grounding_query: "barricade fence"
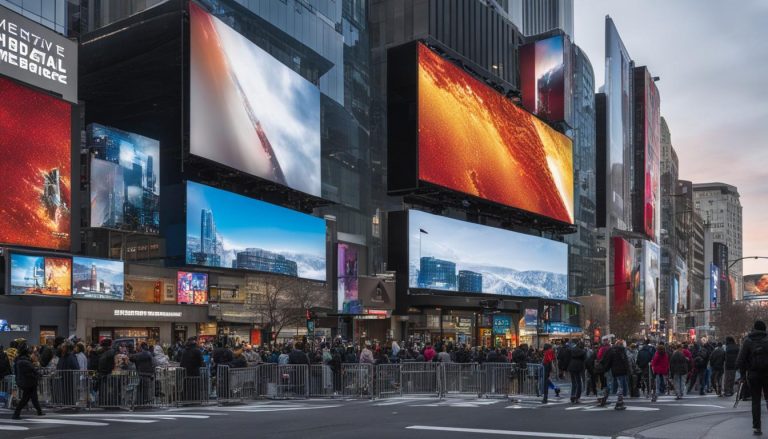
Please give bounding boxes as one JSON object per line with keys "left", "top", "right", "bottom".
{"left": 6, "top": 362, "right": 547, "bottom": 410}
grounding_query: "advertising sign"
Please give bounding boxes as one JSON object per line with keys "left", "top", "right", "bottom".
{"left": 408, "top": 210, "right": 568, "bottom": 299}
{"left": 676, "top": 255, "right": 689, "bottom": 312}
{"left": 9, "top": 252, "right": 71, "bottom": 296}
{"left": 358, "top": 276, "right": 395, "bottom": 310}
{"left": 416, "top": 43, "right": 574, "bottom": 224}
{"left": 189, "top": 3, "right": 321, "bottom": 197}
{"left": 72, "top": 256, "right": 124, "bottom": 300}
{"left": 710, "top": 264, "right": 719, "bottom": 309}
{"left": 519, "top": 34, "right": 570, "bottom": 122}
{"left": 185, "top": 181, "right": 326, "bottom": 281}
{"left": 337, "top": 242, "right": 362, "bottom": 314}
{"left": 634, "top": 68, "right": 661, "bottom": 242}
{"left": 0, "top": 6, "right": 78, "bottom": 103}
{"left": 642, "top": 241, "right": 660, "bottom": 324}
{"left": 492, "top": 316, "right": 512, "bottom": 335}
{"left": 524, "top": 309, "right": 538, "bottom": 327}
{"left": 124, "top": 276, "right": 172, "bottom": 303}
{"left": 0, "top": 76, "right": 71, "bottom": 251}
{"left": 744, "top": 274, "right": 768, "bottom": 299}
{"left": 612, "top": 237, "right": 639, "bottom": 310}
{"left": 177, "top": 271, "right": 208, "bottom": 305}
{"left": 87, "top": 124, "right": 160, "bottom": 234}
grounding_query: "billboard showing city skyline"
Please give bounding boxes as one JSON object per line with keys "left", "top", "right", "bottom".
{"left": 9, "top": 253, "right": 72, "bottom": 297}
{"left": 189, "top": 3, "right": 321, "bottom": 197}
{"left": 520, "top": 34, "right": 570, "bottom": 122}
{"left": 72, "top": 256, "right": 125, "bottom": 301}
{"left": 0, "top": 77, "right": 71, "bottom": 251}
{"left": 185, "top": 182, "right": 326, "bottom": 281}
{"left": 177, "top": 271, "right": 208, "bottom": 305}
{"left": 88, "top": 124, "right": 160, "bottom": 234}
{"left": 407, "top": 210, "right": 567, "bottom": 299}
{"left": 744, "top": 274, "right": 768, "bottom": 299}
{"left": 417, "top": 43, "right": 574, "bottom": 224}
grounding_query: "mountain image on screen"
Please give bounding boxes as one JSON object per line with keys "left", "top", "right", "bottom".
{"left": 185, "top": 182, "right": 326, "bottom": 281}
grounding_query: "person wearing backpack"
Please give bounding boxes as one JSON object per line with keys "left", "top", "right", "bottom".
{"left": 689, "top": 342, "right": 709, "bottom": 396}
{"left": 736, "top": 320, "right": 768, "bottom": 435}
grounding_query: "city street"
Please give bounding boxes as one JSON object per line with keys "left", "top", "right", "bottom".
{"left": 0, "top": 393, "right": 753, "bottom": 439}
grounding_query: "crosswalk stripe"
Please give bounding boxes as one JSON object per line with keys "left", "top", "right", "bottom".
{"left": 100, "top": 418, "right": 160, "bottom": 423}
{"left": 0, "top": 425, "right": 29, "bottom": 431}
{"left": 407, "top": 425, "right": 613, "bottom": 439}
{"left": 26, "top": 419, "right": 110, "bottom": 426}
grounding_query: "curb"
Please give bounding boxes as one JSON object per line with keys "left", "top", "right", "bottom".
{"left": 621, "top": 408, "right": 750, "bottom": 438}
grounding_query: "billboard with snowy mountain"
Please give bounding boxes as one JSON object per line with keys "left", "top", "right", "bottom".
{"left": 406, "top": 210, "right": 567, "bottom": 299}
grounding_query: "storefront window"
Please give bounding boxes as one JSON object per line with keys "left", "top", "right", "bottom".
{"left": 39, "top": 326, "right": 57, "bottom": 346}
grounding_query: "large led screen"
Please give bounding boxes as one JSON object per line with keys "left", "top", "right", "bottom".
{"left": 745, "top": 274, "right": 768, "bottom": 299}
{"left": 633, "top": 68, "right": 661, "bottom": 242}
{"left": 613, "top": 237, "right": 641, "bottom": 310}
{"left": 407, "top": 210, "right": 567, "bottom": 299}
{"left": 88, "top": 124, "right": 160, "bottom": 234}
{"left": 189, "top": 3, "right": 321, "bottom": 197}
{"left": 177, "top": 271, "right": 208, "bottom": 305}
{"left": 72, "top": 256, "right": 125, "bottom": 300}
{"left": 417, "top": 43, "right": 574, "bottom": 224}
{"left": 185, "top": 182, "right": 326, "bottom": 281}
{"left": 642, "top": 241, "right": 660, "bottom": 325}
{"left": 338, "top": 242, "right": 362, "bottom": 314}
{"left": 9, "top": 253, "right": 72, "bottom": 297}
{"left": 675, "top": 255, "right": 688, "bottom": 312}
{"left": 520, "top": 35, "right": 568, "bottom": 122}
{"left": 710, "top": 264, "right": 720, "bottom": 309}
{"left": 0, "top": 77, "right": 71, "bottom": 250}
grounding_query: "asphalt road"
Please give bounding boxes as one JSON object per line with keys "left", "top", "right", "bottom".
{"left": 0, "top": 393, "right": 752, "bottom": 439}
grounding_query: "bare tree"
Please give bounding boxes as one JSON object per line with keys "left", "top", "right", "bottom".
{"left": 247, "top": 275, "right": 329, "bottom": 341}
{"left": 611, "top": 303, "right": 644, "bottom": 340}
{"left": 714, "top": 300, "right": 764, "bottom": 342}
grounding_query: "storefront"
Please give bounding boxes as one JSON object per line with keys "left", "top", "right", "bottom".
{"left": 0, "top": 295, "right": 72, "bottom": 347}
{"left": 73, "top": 300, "right": 210, "bottom": 345}
{"left": 491, "top": 314, "right": 517, "bottom": 348}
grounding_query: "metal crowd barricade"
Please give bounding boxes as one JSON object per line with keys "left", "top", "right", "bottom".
{"left": 276, "top": 364, "right": 308, "bottom": 399}
{"left": 308, "top": 364, "right": 334, "bottom": 398}
{"left": 442, "top": 363, "right": 482, "bottom": 398}
{"left": 1, "top": 375, "right": 16, "bottom": 409}
{"left": 50, "top": 370, "right": 90, "bottom": 409}
{"left": 340, "top": 363, "right": 374, "bottom": 399}
{"left": 176, "top": 367, "right": 211, "bottom": 406}
{"left": 218, "top": 365, "right": 259, "bottom": 404}
{"left": 400, "top": 362, "right": 441, "bottom": 397}
{"left": 257, "top": 364, "right": 279, "bottom": 399}
{"left": 36, "top": 371, "right": 54, "bottom": 407}
{"left": 482, "top": 363, "right": 514, "bottom": 398}
{"left": 374, "top": 364, "right": 401, "bottom": 399}
{"left": 152, "top": 367, "right": 181, "bottom": 407}
{"left": 95, "top": 372, "right": 139, "bottom": 409}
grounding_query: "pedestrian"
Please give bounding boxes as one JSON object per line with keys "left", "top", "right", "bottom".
{"left": 0, "top": 346, "right": 11, "bottom": 379}
{"left": 437, "top": 345, "right": 452, "bottom": 363}
{"left": 690, "top": 340, "right": 710, "bottom": 396}
{"left": 599, "top": 339, "right": 630, "bottom": 410}
{"left": 710, "top": 342, "right": 725, "bottom": 396}
{"left": 650, "top": 343, "right": 670, "bottom": 399}
{"left": 359, "top": 343, "right": 375, "bottom": 365}
{"left": 11, "top": 343, "right": 43, "bottom": 419}
{"left": 670, "top": 344, "right": 689, "bottom": 400}
{"left": 229, "top": 346, "right": 248, "bottom": 368}
{"left": 541, "top": 343, "right": 560, "bottom": 404}
{"left": 423, "top": 343, "right": 436, "bottom": 362}
{"left": 74, "top": 343, "right": 88, "bottom": 371}
{"left": 153, "top": 345, "right": 170, "bottom": 368}
{"left": 724, "top": 336, "right": 740, "bottom": 397}
{"left": 636, "top": 341, "right": 654, "bottom": 396}
{"left": 568, "top": 341, "right": 586, "bottom": 403}
{"left": 736, "top": 320, "right": 768, "bottom": 435}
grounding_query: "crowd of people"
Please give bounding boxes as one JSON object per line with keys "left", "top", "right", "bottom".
{"left": 4, "top": 320, "right": 768, "bottom": 434}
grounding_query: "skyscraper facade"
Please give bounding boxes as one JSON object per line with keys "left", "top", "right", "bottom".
{"left": 693, "top": 182, "right": 744, "bottom": 298}
{"left": 0, "top": 0, "right": 70, "bottom": 34}
{"left": 506, "top": 0, "right": 573, "bottom": 39}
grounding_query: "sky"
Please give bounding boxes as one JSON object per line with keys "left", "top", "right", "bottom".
{"left": 574, "top": 0, "right": 768, "bottom": 275}
{"left": 408, "top": 210, "right": 568, "bottom": 275}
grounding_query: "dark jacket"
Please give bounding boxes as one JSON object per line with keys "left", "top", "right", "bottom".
{"left": 602, "top": 346, "right": 630, "bottom": 377}
{"left": 670, "top": 350, "right": 690, "bottom": 376}
{"left": 87, "top": 351, "right": 100, "bottom": 371}
{"left": 288, "top": 349, "right": 310, "bottom": 365}
{"left": 14, "top": 354, "right": 39, "bottom": 389}
{"left": 567, "top": 346, "right": 586, "bottom": 373}
{"left": 97, "top": 348, "right": 116, "bottom": 376}
{"left": 130, "top": 350, "right": 155, "bottom": 376}
{"left": 229, "top": 355, "right": 248, "bottom": 369}
{"left": 212, "top": 347, "right": 233, "bottom": 367}
{"left": 636, "top": 345, "right": 653, "bottom": 369}
{"left": 725, "top": 341, "right": 740, "bottom": 370}
{"left": 180, "top": 341, "right": 204, "bottom": 377}
{"left": 57, "top": 352, "right": 80, "bottom": 371}
{"left": 737, "top": 329, "right": 768, "bottom": 376}
{"left": 0, "top": 350, "right": 12, "bottom": 378}
{"left": 709, "top": 347, "right": 725, "bottom": 371}
{"left": 557, "top": 346, "right": 571, "bottom": 371}
{"left": 512, "top": 348, "right": 528, "bottom": 369}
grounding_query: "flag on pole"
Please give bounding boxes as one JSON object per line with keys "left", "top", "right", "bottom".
{"left": 420, "top": 229, "right": 428, "bottom": 234}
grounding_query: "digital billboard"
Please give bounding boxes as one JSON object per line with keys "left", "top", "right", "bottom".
{"left": 675, "top": 255, "right": 689, "bottom": 312}
{"left": 671, "top": 275, "right": 679, "bottom": 315}
{"left": 710, "top": 264, "right": 719, "bottom": 309}
{"left": 72, "top": 256, "right": 125, "bottom": 300}
{"left": 0, "top": 77, "right": 71, "bottom": 251}
{"left": 125, "top": 276, "right": 168, "bottom": 303}
{"left": 520, "top": 34, "right": 570, "bottom": 122}
{"left": 642, "top": 241, "right": 660, "bottom": 324}
{"left": 358, "top": 277, "right": 395, "bottom": 310}
{"left": 338, "top": 242, "right": 362, "bottom": 314}
{"left": 189, "top": 3, "right": 321, "bottom": 197}
{"left": 185, "top": 182, "right": 326, "bottom": 281}
{"left": 633, "top": 67, "right": 661, "bottom": 242}
{"left": 87, "top": 124, "right": 160, "bottom": 234}
{"left": 416, "top": 43, "right": 574, "bottom": 224}
{"left": 177, "top": 271, "right": 208, "bottom": 305}
{"left": 407, "top": 210, "right": 567, "bottom": 299}
{"left": 613, "top": 237, "right": 640, "bottom": 310}
{"left": 744, "top": 274, "right": 768, "bottom": 299}
{"left": 9, "top": 253, "right": 72, "bottom": 297}
{"left": 604, "top": 17, "right": 633, "bottom": 230}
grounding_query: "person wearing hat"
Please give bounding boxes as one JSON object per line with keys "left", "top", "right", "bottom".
{"left": 11, "top": 343, "right": 43, "bottom": 419}
{"left": 736, "top": 320, "right": 768, "bottom": 435}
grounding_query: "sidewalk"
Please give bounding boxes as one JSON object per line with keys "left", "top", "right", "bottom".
{"left": 628, "top": 409, "right": 757, "bottom": 439}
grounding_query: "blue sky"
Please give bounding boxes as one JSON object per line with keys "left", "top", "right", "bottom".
{"left": 408, "top": 210, "right": 568, "bottom": 274}
{"left": 10, "top": 254, "right": 43, "bottom": 287}
{"left": 574, "top": 0, "right": 768, "bottom": 275}
{"left": 72, "top": 256, "right": 124, "bottom": 286}
{"left": 186, "top": 182, "right": 326, "bottom": 257}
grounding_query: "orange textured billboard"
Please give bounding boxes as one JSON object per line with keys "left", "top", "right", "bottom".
{"left": 417, "top": 43, "right": 574, "bottom": 224}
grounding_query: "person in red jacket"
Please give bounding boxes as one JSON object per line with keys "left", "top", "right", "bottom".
{"left": 650, "top": 344, "right": 670, "bottom": 399}
{"left": 542, "top": 344, "right": 560, "bottom": 403}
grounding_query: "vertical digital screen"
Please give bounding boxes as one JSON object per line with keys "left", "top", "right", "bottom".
{"left": 710, "top": 264, "right": 719, "bottom": 309}
{"left": 185, "top": 182, "right": 327, "bottom": 281}
{"left": 643, "top": 76, "right": 661, "bottom": 242}
{"left": 417, "top": 43, "right": 574, "bottom": 224}
{"left": 337, "top": 243, "right": 362, "bottom": 314}
{"left": 9, "top": 253, "right": 72, "bottom": 297}
{"left": 189, "top": 2, "right": 321, "bottom": 197}
{"left": 88, "top": 124, "right": 160, "bottom": 234}
{"left": 642, "top": 241, "right": 660, "bottom": 324}
{"left": 177, "top": 271, "right": 208, "bottom": 305}
{"left": 72, "top": 256, "right": 125, "bottom": 300}
{"left": 0, "top": 77, "right": 71, "bottom": 250}
{"left": 407, "top": 210, "right": 567, "bottom": 299}
{"left": 520, "top": 35, "right": 568, "bottom": 122}
{"left": 613, "top": 237, "right": 639, "bottom": 310}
